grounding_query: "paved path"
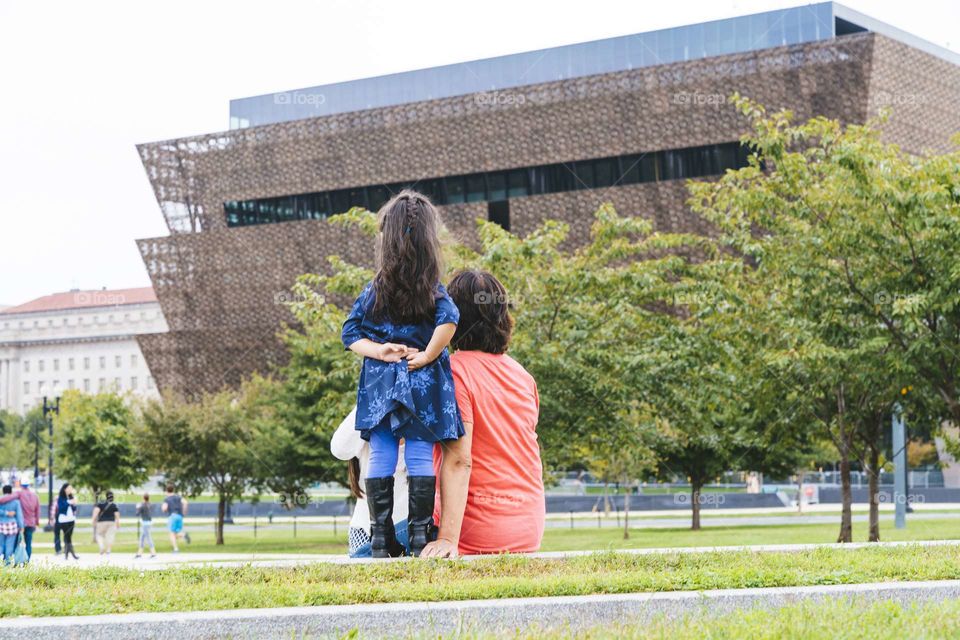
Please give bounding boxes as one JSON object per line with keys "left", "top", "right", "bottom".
{"left": 3, "top": 579, "right": 960, "bottom": 639}
{"left": 26, "top": 538, "right": 960, "bottom": 571}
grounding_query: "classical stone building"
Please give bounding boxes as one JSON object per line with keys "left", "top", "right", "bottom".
{"left": 136, "top": 2, "right": 960, "bottom": 395}
{"left": 0, "top": 288, "right": 168, "bottom": 414}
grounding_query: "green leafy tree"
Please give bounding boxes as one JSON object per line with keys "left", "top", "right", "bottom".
{"left": 55, "top": 391, "right": 146, "bottom": 500}
{"left": 140, "top": 386, "right": 263, "bottom": 545}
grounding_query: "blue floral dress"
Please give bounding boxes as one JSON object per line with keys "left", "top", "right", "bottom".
{"left": 341, "top": 282, "right": 465, "bottom": 443}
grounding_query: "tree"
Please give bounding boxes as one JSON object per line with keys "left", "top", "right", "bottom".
{"left": 140, "top": 386, "right": 262, "bottom": 545}
{"left": 55, "top": 391, "right": 146, "bottom": 500}
{"left": 689, "top": 95, "right": 958, "bottom": 541}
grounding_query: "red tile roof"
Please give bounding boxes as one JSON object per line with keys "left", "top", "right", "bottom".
{"left": 0, "top": 287, "right": 157, "bottom": 315}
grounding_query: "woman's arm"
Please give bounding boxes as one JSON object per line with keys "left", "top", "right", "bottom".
{"left": 330, "top": 407, "right": 363, "bottom": 460}
{"left": 349, "top": 339, "right": 417, "bottom": 362}
{"left": 421, "top": 421, "right": 473, "bottom": 558}
{"left": 91, "top": 506, "right": 100, "bottom": 527}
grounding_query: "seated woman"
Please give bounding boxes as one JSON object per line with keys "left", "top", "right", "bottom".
{"left": 422, "top": 270, "right": 545, "bottom": 557}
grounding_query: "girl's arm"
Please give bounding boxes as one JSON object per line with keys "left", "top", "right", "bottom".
{"left": 406, "top": 323, "right": 456, "bottom": 370}
{"left": 348, "top": 339, "right": 417, "bottom": 362}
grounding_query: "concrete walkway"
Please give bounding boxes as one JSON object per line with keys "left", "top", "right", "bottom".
{"left": 26, "top": 538, "right": 960, "bottom": 571}
{"left": 2, "top": 579, "right": 959, "bottom": 639}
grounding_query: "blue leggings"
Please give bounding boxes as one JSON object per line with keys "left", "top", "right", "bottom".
{"left": 367, "top": 424, "right": 435, "bottom": 478}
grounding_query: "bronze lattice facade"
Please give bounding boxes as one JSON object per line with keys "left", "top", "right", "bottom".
{"left": 137, "top": 28, "right": 960, "bottom": 395}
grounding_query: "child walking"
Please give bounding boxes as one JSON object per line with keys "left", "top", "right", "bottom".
{"left": 341, "top": 190, "right": 464, "bottom": 557}
{"left": 135, "top": 493, "right": 157, "bottom": 558}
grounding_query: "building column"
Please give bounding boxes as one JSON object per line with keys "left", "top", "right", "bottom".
{"left": 0, "top": 359, "right": 8, "bottom": 411}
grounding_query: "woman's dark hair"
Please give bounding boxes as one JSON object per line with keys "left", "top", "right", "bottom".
{"left": 1, "top": 485, "right": 10, "bottom": 495}
{"left": 143, "top": 493, "right": 150, "bottom": 502}
{"left": 371, "top": 190, "right": 443, "bottom": 324}
{"left": 58, "top": 483, "right": 70, "bottom": 500}
{"left": 105, "top": 491, "right": 114, "bottom": 502}
{"left": 447, "top": 270, "right": 514, "bottom": 354}
{"left": 347, "top": 459, "right": 364, "bottom": 500}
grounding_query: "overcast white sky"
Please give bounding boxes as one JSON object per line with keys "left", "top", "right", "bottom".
{"left": 0, "top": 0, "right": 957, "bottom": 306}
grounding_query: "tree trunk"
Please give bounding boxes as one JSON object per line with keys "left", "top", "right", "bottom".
{"left": 867, "top": 445, "right": 881, "bottom": 542}
{"left": 837, "top": 446, "right": 853, "bottom": 543}
{"left": 216, "top": 495, "right": 226, "bottom": 545}
{"left": 796, "top": 469, "right": 805, "bottom": 515}
{"left": 691, "top": 479, "right": 702, "bottom": 531}
{"left": 623, "top": 484, "right": 630, "bottom": 540}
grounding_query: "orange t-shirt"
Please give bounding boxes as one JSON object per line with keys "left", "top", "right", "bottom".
{"left": 434, "top": 350, "right": 545, "bottom": 555}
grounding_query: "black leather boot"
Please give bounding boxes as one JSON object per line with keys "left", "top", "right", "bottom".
{"left": 407, "top": 476, "right": 438, "bottom": 557}
{"left": 364, "top": 476, "right": 405, "bottom": 558}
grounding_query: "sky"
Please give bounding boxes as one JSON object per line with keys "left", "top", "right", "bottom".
{"left": 0, "top": 0, "right": 958, "bottom": 306}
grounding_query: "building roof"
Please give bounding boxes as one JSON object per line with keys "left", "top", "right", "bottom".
{"left": 0, "top": 287, "right": 157, "bottom": 316}
{"left": 228, "top": 2, "right": 959, "bottom": 128}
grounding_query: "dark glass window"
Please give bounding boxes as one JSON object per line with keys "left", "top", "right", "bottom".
{"left": 593, "top": 158, "right": 615, "bottom": 187}
{"left": 488, "top": 200, "right": 510, "bottom": 231}
{"left": 507, "top": 169, "right": 529, "bottom": 197}
{"left": 487, "top": 172, "right": 507, "bottom": 201}
{"left": 445, "top": 176, "right": 465, "bottom": 203}
{"left": 330, "top": 190, "right": 351, "bottom": 214}
{"left": 224, "top": 142, "right": 748, "bottom": 227}
{"left": 368, "top": 185, "right": 390, "bottom": 211}
{"left": 573, "top": 161, "right": 594, "bottom": 189}
{"left": 466, "top": 174, "right": 486, "bottom": 202}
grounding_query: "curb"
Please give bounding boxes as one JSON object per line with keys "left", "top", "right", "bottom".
{"left": 2, "top": 579, "right": 960, "bottom": 639}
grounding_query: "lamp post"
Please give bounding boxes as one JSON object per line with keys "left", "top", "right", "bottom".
{"left": 42, "top": 396, "right": 60, "bottom": 532}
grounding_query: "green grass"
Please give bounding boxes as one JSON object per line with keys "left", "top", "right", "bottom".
{"left": 3, "top": 545, "right": 960, "bottom": 617}
{"left": 484, "top": 599, "right": 960, "bottom": 639}
{"left": 31, "top": 512, "right": 960, "bottom": 556}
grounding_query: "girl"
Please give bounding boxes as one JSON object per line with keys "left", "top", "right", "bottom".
{"left": 341, "top": 190, "right": 464, "bottom": 557}
{"left": 135, "top": 493, "right": 157, "bottom": 558}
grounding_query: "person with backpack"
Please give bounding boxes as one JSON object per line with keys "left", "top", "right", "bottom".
{"left": 91, "top": 491, "right": 120, "bottom": 557}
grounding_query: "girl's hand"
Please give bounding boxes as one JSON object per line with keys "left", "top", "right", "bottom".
{"left": 376, "top": 342, "right": 417, "bottom": 362}
{"left": 406, "top": 351, "right": 432, "bottom": 371}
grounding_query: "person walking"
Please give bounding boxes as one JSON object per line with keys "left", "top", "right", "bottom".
{"left": 0, "top": 474, "right": 41, "bottom": 561}
{"left": 91, "top": 491, "right": 120, "bottom": 557}
{"left": 161, "top": 485, "right": 190, "bottom": 552}
{"left": 0, "top": 485, "right": 23, "bottom": 565}
{"left": 56, "top": 484, "right": 79, "bottom": 560}
{"left": 135, "top": 493, "right": 157, "bottom": 558}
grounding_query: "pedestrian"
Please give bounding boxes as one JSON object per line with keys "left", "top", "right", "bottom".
{"left": 0, "top": 485, "right": 23, "bottom": 566}
{"left": 161, "top": 484, "right": 190, "bottom": 552}
{"left": 0, "top": 474, "right": 40, "bottom": 560}
{"left": 91, "top": 491, "right": 120, "bottom": 556}
{"left": 135, "top": 493, "right": 157, "bottom": 558}
{"left": 56, "top": 483, "right": 79, "bottom": 560}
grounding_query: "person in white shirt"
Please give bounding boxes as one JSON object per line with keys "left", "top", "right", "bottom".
{"left": 330, "top": 407, "right": 409, "bottom": 557}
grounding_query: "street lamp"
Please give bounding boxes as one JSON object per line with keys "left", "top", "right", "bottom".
{"left": 41, "top": 396, "right": 59, "bottom": 532}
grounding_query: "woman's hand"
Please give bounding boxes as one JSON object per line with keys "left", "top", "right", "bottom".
{"left": 421, "top": 537, "right": 459, "bottom": 558}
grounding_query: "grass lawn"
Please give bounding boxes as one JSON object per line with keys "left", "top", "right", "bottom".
{"left": 502, "top": 599, "right": 960, "bottom": 639}
{"left": 3, "top": 545, "right": 960, "bottom": 617}
{"left": 29, "top": 512, "right": 960, "bottom": 556}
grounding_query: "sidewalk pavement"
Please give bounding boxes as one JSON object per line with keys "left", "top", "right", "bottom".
{"left": 3, "top": 579, "right": 960, "bottom": 639}
{"left": 26, "top": 538, "right": 960, "bottom": 571}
